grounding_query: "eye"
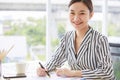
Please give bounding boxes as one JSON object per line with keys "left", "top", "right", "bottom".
{"left": 70, "top": 12, "right": 75, "bottom": 15}
{"left": 80, "top": 13, "right": 85, "bottom": 15}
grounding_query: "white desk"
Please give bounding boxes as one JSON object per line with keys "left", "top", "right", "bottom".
{"left": 1, "top": 61, "right": 85, "bottom": 80}
{"left": 1, "top": 73, "right": 85, "bottom": 80}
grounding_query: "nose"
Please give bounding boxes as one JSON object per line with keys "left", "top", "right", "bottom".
{"left": 73, "top": 15, "right": 80, "bottom": 23}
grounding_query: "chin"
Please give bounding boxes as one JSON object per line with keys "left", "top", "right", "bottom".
{"left": 73, "top": 26, "right": 80, "bottom": 30}
{"left": 73, "top": 24, "right": 80, "bottom": 28}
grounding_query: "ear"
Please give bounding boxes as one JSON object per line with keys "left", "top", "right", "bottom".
{"left": 89, "top": 11, "right": 94, "bottom": 19}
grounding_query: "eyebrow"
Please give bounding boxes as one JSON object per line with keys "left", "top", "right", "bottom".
{"left": 70, "top": 9, "right": 88, "bottom": 12}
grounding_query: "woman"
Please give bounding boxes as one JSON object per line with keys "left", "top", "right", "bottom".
{"left": 37, "top": 0, "right": 115, "bottom": 79}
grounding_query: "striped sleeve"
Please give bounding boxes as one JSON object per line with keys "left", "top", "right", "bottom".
{"left": 81, "top": 36, "right": 115, "bottom": 80}
{"left": 45, "top": 33, "right": 67, "bottom": 71}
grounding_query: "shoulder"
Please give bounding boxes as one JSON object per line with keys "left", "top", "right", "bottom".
{"left": 92, "top": 29, "right": 107, "bottom": 40}
{"left": 65, "top": 30, "right": 74, "bottom": 36}
{"left": 91, "top": 29, "right": 108, "bottom": 45}
{"left": 60, "top": 30, "right": 74, "bottom": 42}
{"left": 60, "top": 30, "right": 74, "bottom": 44}
{"left": 62, "top": 30, "right": 74, "bottom": 39}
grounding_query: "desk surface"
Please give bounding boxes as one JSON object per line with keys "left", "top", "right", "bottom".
{"left": 1, "top": 73, "right": 85, "bottom": 80}
{"left": 1, "top": 61, "right": 85, "bottom": 80}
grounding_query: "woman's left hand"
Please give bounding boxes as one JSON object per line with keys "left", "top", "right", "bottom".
{"left": 56, "top": 68, "right": 74, "bottom": 77}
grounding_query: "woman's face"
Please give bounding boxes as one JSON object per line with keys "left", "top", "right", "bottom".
{"left": 69, "top": 2, "right": 93, "bottom": 30}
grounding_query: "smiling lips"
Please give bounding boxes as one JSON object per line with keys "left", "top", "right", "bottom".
{"left": 73, "top": 22, "right": 83, "bottom": 25}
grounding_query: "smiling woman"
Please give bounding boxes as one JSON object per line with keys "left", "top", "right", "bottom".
{"left": 0, "top": 0, "right": 119, "bottom": 79}
{"left": 37, "top": 0, "right": 115, "bottom": 80}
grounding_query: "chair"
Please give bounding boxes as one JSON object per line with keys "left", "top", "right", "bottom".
{"left": 109, "top": 43, "right": 120, "bottom": 80}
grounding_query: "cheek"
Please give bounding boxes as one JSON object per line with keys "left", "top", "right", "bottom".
{"left": 82, "top": 16, "right": 90, "bottom": 22}
{"left": 69, "top": 15, "right": 73, "bottom": 22}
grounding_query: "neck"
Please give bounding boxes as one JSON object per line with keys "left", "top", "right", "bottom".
{"left": 76, "top": 26, "right": 89, "bottom": 38}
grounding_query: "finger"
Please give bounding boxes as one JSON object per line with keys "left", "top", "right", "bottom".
{"left": 56, "top": 69, "right": 62, "bottom": 76}
{"left": 37, "top": 68, "right": 42, "bottom": 75}
{"left": 37, "top": 68, "right": 47, "bottom": 76}
{"left": 37, "top": 68, "right": 40, "bottom": 76}
{"left": 41, "top": 71, "right": 46, "bottom": 76}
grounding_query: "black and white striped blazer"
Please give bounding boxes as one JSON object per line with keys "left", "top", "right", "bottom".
{"left": 46, "top": 27, "right": 115, "bottom": 80}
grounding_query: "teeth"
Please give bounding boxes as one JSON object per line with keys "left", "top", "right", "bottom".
{"left": 74, "top": 22, "right": 82, "bottom": 25}
{"left": 75, "top": 23, "right": 81, "bottom": 25}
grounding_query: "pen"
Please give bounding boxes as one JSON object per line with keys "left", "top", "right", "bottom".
{"left": 39, "top": 62, "right": 50, "bottom": 77}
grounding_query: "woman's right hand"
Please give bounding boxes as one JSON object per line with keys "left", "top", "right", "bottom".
{"left": 37, "top": 67, "right": 47, "bottom": 76}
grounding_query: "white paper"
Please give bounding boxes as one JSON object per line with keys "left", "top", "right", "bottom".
{"left": 25, "top": 72, "right": 85, "bottom": 80}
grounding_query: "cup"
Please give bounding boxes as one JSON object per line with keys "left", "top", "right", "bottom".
{"left": 16, "top": 62, "right": 26, "bottom": 75}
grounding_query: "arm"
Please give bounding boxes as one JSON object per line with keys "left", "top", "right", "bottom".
{"left": 45, "top": 34, "right": 67, "bottom": 71}
{"left": 80, "top": 36, "right": 115, "bottom": 79}
{"left": 60, "top": 36, "right": 115, "bottom": 79}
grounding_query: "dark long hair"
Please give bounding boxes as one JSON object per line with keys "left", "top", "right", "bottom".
{"left": 68, "top": 0, "right": 93, "bottom": 13}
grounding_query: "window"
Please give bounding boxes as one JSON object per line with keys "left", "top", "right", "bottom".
{"left": 108, "top": 0, "right": 120, "bottom": 37}
{"left": 0, "top": 0, "right": 46, "bottom": 62}
{"left": 0, "top": 0, "right": 120, "bottom": 63}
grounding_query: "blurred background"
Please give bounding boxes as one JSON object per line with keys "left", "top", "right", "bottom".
{"left": 0, "top": 0, "right": 120, "bottom": 79}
